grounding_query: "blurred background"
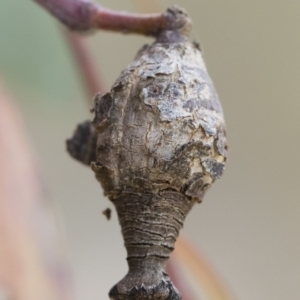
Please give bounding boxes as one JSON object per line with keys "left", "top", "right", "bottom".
{"left": 0, "top": 0, "right": 299, "bottom": 299}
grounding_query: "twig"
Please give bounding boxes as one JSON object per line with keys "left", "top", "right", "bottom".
{"left": 32, "top": 0, "right": 191, "bottom": 36}
{"left": 0, "top": 83, "right": 74, "bottom": 300}
{"left": 166, "top": 258, "right": 197, "bottom": 300}
{"left": 63, "top": 31, "right": 105, "bottom": 101}
{"left": 174, "top": 237, "right": 235, "bottom": 300}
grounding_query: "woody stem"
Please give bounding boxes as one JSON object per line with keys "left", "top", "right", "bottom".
{"left": 32, "top": 0, "right": 191, "bottom": 36}
{"left": 63, "top": 31, "right": 105, "bottom": 101}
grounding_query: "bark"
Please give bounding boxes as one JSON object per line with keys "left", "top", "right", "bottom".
{"left": 109, "top": 192, "right": 190, "bottom": 300}
{"left": 67, "top": 32, "right": 227, "bottom": 300}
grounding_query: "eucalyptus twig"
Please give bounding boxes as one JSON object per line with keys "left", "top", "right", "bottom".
{"left": 166, "top": 258, "right": 197, "bottom": 300}
{"left": 63, "top": 31, "right": 105, "bottom": 101}
{"left": 33, "top": 0, "right": 191, "bottom": 36}
{"left": 174, "top": 238, "right": 234, "bottom": 300}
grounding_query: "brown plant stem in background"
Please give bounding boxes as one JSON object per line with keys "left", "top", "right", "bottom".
{"left": 174, "top": 238, "right": 234, "bottom": 300}
{"left": 33, "top": 0, "right": 191, "bottom": 36}
{"left": 0, "top": 83, "right": 74, "bottom": 300}
{"left": 64, "top": 31, "right": 105, "bottom": 101}
{"left": 166, "top": 258, "right": 197, "bottom": 300}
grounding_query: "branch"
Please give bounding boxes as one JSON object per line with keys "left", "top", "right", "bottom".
{"left": 166, "top": 258, "right": 197, "bottom": 300}
{"left": 174, "top": 237, "right": 235, "bottom": 300}
{"left": 63, "top": 31, "right": 105, "bottom": 101}
{"left": 33, "top": 0, "right": 191, "bottom": 36}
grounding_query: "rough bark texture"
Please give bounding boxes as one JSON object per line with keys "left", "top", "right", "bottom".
{"left": 67, "top": 35, "right": 227, "bottom": 300}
